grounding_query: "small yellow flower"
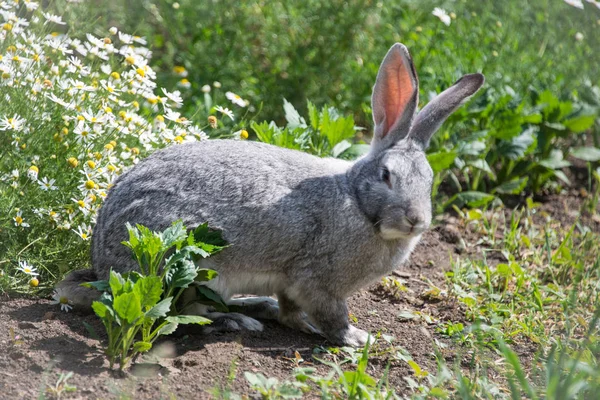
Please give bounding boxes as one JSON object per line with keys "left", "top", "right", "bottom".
{"left": 111, "top": 71, "right": 121, "bottom": 80}
{"left": 61, "top": 127, "right": 69, "bottom": 135}
{"left": 67, "top": 157, "right": 79, "bottom": 168}
{"left": 240, "top": 130, "right": 249, "bottom": 139}
{"left": 20, "top": 143, "right": 26, "bottom": 150}
{"left": 104, "top": 143, "right": 114, "bottom": 151}
{"left": 53, "top": 133, "right": 62, "bottom": 142}
{"left": 43, "top": 79, "right": 53, "bottom": 88}
{"left": 208, "top": 115, "right": 217, "bottom": 128}
{"left": 136, "top": 67, "right": 145, "bottom": 77}
{"left": 103, "top": 37, "right": 112, "bottom": 44}
{"left": 125, "top": 56, "right": 135, "bottom": 65}
{"left": 89, "top": 194, "right": 97, "bottom": 202}
{"left": 15, "top": 215, "right": 23, "bottom": 224}
{"left": 104, "top": 106, "right": 112, "bottom": 113}
{"left": 110, "top": 140, "right": 117, "bottom": 148}
{"left": 29, "top": 277, "right": 39, "bottom": 287}
{"left": 85, "top": 180, "right": 96, "bottom": 190}
{"left": 77, "top": 200, "right": 86, "bottom": 208}
{"left": 174, "top": 135, "right": 184, "bottom": 144}
{"left": 132, "top": 101, "right": 139, "bottom": 109}
{"left": 6, "top": 46, "right": 16, "bottom": 53}
{"left": 94, "top": 152, "right": 102, "bottom": 160}
{"left": 107, "top": 164, "right": 117, "bottom": 172}
{"left": 130, "top": 147, "right": 140, "bottom": 155}
{"left": 28, "top": 165, "right": 39, "bottom": 174}
{"left": 156, "top": 115, "right": 165, "bottom": 123}
{"left": 173, "top": 65, "right": 187, "bottom": 75}
{"left": 86, "top": 160, "right": 96, "bottom": 169}
{"left": 3, "top": 23, "right": 13, "bottom": 31}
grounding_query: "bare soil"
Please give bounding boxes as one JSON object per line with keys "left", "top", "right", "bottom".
{"left": 0, "top": 193, "right": 597, "bottom": 399}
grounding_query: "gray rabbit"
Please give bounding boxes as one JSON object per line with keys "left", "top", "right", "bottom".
{"left": 58, "top": 43, "right": 484, "bottom": 346}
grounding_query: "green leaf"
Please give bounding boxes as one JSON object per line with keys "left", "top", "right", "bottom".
{"left": 165, "top": 258, "right": 197, "bottom": 289}
{"left": 539, "top": 150, "right": 571, "bottom": 169}
{"left": 191, "top": 223, "right": 227, "bottom": 248}
{"left": 145, "top": 297, "right": 173, "bottom": 319}
{"left": 92, "top": 301, "right": 112, "bottom": 320}
{"left": 564, "top": 115, "right": 596, "bottom": 133}
{"left": 158, "top": 323, "right": 178, "bottom": 336}
{"left": 493, "top": 177, "right": 529, "bottom": 195}
{"left": 444, "top": 191, "right": 496, "bottom": 208}
{"left": 165, "top": 315, "right": 212, "bottom": 325}
{"left": 331, "top": 140, "right": 352, "bottom": 158}
{"left": 133, "top": 276, "right": 163, "bottom": 309}
{"left": 113, "top": 292, "right": 142, "bottom": 324}
{"left": 109, "top": 270, "right": 125, "bottom": 296}
{"left": 283, "top": 98, "right": 306, "bottom": 129}
{"left": 195, "top": 268, "right": 218, "bottom": 282}
{"left": 468, "top": 159, "right": 495, "bottom": 176}
{"left": 497, "top": 128, "right": 536, "bottom": 160}
{"left": 195, "top": 285, "right": 228, "bottom": 312}
{"left": 133, "top": 341, "right": 152, "bottom": 353}
{"left": 161, "top": 220, "right": 187, "bottom": 250}
{"left": 342, "top": 144, "right": 371, "bottom": 159}
{"left": 427, "top": 151, "right": 457, "bottom": 173}
{"left": 570, "top": 147, "right": 600, "bottom": 162}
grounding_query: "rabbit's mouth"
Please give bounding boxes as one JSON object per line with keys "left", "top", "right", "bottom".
{"left": 379, "top": 222, "right": 428, "bottom": 240}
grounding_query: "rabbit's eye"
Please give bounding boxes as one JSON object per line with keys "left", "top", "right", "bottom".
{"left": 381, "top": 167, "right": 392, "bottom": 187}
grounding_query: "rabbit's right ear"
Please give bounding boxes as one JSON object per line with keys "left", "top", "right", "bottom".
{"left": 370, "top": 43, "right": 419, "bottom": 154}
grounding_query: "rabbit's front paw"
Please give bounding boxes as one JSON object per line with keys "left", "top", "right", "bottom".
{"left": 340, "top": 325, "right": 373, "bottom": 347}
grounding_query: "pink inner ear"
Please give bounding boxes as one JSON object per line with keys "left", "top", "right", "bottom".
{"left": 380, "top": 61, "right": 416, "bottom": 138}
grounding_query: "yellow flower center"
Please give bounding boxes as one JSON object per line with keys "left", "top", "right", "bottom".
{"left": 85, "top": 180, "right": 96, "bottom": 190}
{"left": 15, "top": 216, "right": 23, "bottom": 224}
{"left": 81, "top": 233, "right": 88, "bottom": 240}
{"left": 29, "top": 166, "right": 39, "bottom": 173}
{"left": 125, "top": 56, "right": 135, "bottom": 65}
{"left": 67, "top": 157, "right": 78, "bottom": 168}
{"left": 86, "top": 160, "right": 96, "bottom": 169}
{"left": 29, "top": 278, "right": 39, "bottom": 287}
{"left": 77, "top": 200, "right": 86, "bottom": 208}
{"left": 110, "top": 72, "right": 120, "bottom": 80}
{"left": 241, "top": 130, "right": 249, "bottom": 139}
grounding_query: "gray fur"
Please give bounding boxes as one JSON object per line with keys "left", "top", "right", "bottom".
{"left": 57, "top": 43, "right": 484, "bottom": 346}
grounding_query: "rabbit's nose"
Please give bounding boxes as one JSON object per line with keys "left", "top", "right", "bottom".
{"left": 405, "top": 210, "right": 428, "bottom": 227}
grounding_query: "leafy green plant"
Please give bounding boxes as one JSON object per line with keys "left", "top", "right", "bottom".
{"left": 252, "top": 99, "right": 366, "bottom": 159}
{"left": 84, "top": 221, "right": 225, "bottom": 370}
{"left": 244, "top": 372, "right": 306, "bottom": 399}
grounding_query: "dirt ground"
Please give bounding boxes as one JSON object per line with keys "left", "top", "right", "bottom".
{"left": 0, "top": 193, "right": 597, "bottom": 399}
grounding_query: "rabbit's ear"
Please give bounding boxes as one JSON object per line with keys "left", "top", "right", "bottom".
{"left": 409, "top": 73, "right": 484, "bottom": 149}
{"left": 370, "top": 43, "right": 419, "bottom": 154}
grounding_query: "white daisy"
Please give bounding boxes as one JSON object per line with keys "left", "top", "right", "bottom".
{"left": 13, "top": 210, "right": 30, "bottom": 227}
{"left": 42, "top": 12, "right": 66, "bottom": 25}
{"left": 17, "top": 260, "right": 38, "bottom": 276}
{"left": 432, "top": 7, "right": 451, "bottom": 26}
{"left": 50, "top": 289, "right": 73, "bottom": 312}
{"left": 564, "top": 0, "right": 584, "bottom": 8}
{"left": 38, "top": 177, "right": 57, "bottom": 191}
{"left": 226, "top": 91, "right": 247, "bottom": 107}
{"left": 215, "top": 105, "right": 234, "bottom": 120}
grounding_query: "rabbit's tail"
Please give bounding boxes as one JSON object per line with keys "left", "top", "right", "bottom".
{"left": 55, "top": 269, "right": 100, "bottom": 309}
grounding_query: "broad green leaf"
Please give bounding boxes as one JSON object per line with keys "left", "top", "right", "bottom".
{"left": 539, "top": 150, "right": 571, "bottom": 169}
{"left": 570, "top": 146, "right": 600, "bottom": 162}
{"left": 158, "top": 323, "right": 178, "bottom": 336}
{"left": 427, "top": 151, "right": 457, "bottom": 173}
{"left": 165, "top": 258, "right": 197, "bottom": 289}
{"left": 497, "top": 128, "right": 536, "bottom": 160}
{"left": 133, "top": 276, "right": 163, "bottom": 309}
{"left": 307, "top": 100, "right": 319, "bottom": 131}
{"left": 342, "top": 144, "right": 371, "bottom": 159}
{"left": 145, "top": 297, "right": 173, "bottom": 319}
{"left": 133, "top": 341, "right": 152, "bottom": 353}
{"left": 468, "top": 159, "right": 495, "bottom": 176}
{"left": 283, "top": 98, "right": 306, "bottom": 129}
{"left": 161, "top": 220, "right": 187, "bottom": 250}
{"left": 331, "top": 140, "right": 352, "bottom": 158}
{"left": 192, "top": 223, "right": 227, "bottom": 248}
{"left": 445, "top": 191, "right": 496, "bottom": 208}
{"left": 92, "top": 301, "right": 112, "bottom": 320}
{"left": 109, "top": 270, "right": 125, "bottom": 296}
{"left": 113, "top": 292, "right": 142, "bottom": 324}
{"left": 493, "top": 177, "right": 529, "bottom": 194}
{"left": 165, "top": 315, "right": 212, "bottom": 325}
{"left": 196, "top": 268, "right": 218, "bottom": 282}
{"left": 196, "top": 285, "right": 229, "bottom": 312}
{"left": 80, "top": 280, "right": 110, "bottom": 291}
{"left": 564, "top": 115, "right": 596, "bottom": 133}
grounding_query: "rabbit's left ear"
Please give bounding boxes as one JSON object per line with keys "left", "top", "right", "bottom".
{"left": 409, "top": 73, "right": 485, "bottom": 149}
{"left": 370, "top": 43, "right": 419, "bottom": 154}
